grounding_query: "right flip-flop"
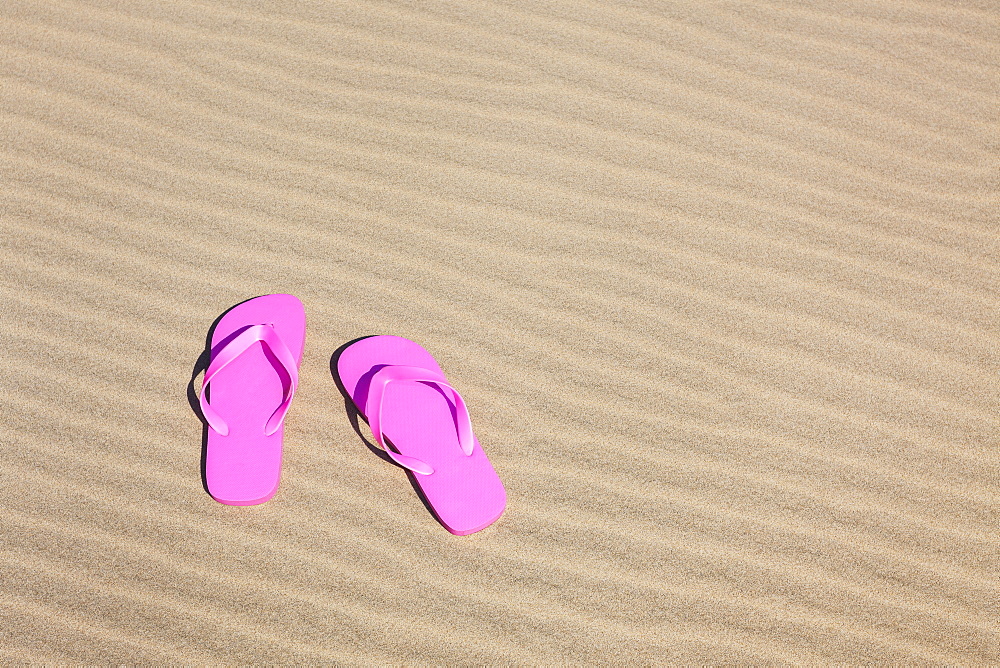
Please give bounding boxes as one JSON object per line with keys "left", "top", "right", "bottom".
{"left": 337, "top": 335, "right": 506, "bottom": 535}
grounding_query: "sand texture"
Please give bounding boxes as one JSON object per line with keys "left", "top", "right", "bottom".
{"left": 2, "top": 0, "right": 999, "bottom": 663}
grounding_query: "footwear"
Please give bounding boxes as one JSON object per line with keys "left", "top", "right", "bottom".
{"left": 200, "top": 294, "right": 306, "bottom": 505}
{"left": 336, "top": 335, "right": 506, "bottom": 535}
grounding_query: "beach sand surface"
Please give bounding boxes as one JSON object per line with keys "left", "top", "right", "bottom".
{"left": 1, "top": 0, "right": 998, "bottom": 663}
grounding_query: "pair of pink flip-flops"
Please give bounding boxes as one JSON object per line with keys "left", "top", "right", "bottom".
{"left": 198, "top": 294, "right": 506, "bottom": 535}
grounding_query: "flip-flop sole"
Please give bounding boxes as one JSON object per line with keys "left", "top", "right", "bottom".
{"left": 337, "top": 336, "right": 506, "bottom": 535}
{"left": 203, "top": 294, "right": 306, "bottom": 505}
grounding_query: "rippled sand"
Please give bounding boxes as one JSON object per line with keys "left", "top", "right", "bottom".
{"left": 2, "top": 0, "right": 998, "bottom": 662}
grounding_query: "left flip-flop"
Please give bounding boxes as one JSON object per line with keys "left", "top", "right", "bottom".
{"left": 199, "top": 294, "right": 306, "bottom": 505}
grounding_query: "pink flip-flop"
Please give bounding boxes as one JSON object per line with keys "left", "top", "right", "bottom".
{"left": 337, "top": 336, "right": 506, "bottom": 535}
{"left": 199, "top": 294, "right": 306, "bottom": 506}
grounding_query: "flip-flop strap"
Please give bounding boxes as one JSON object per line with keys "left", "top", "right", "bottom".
{"left": 199, "top": 324, "right": 299, "bottom": 437}
{"left": 364, "top": 364, "right": 475, "bottom": 476}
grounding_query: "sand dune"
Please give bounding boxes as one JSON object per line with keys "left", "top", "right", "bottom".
{"left": 2, "top": 0, "right": 998, "bottom": 663}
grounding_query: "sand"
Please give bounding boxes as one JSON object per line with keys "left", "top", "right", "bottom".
{"left": 1, "top": 0, "right": 998, "bottom": 663}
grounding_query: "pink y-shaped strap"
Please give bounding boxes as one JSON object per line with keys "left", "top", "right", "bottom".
{"left": 364, "top": 364, "right": 475, "bottom": 476}
{"left": 199, "top": 324, "right": 299, "bottom": 436}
